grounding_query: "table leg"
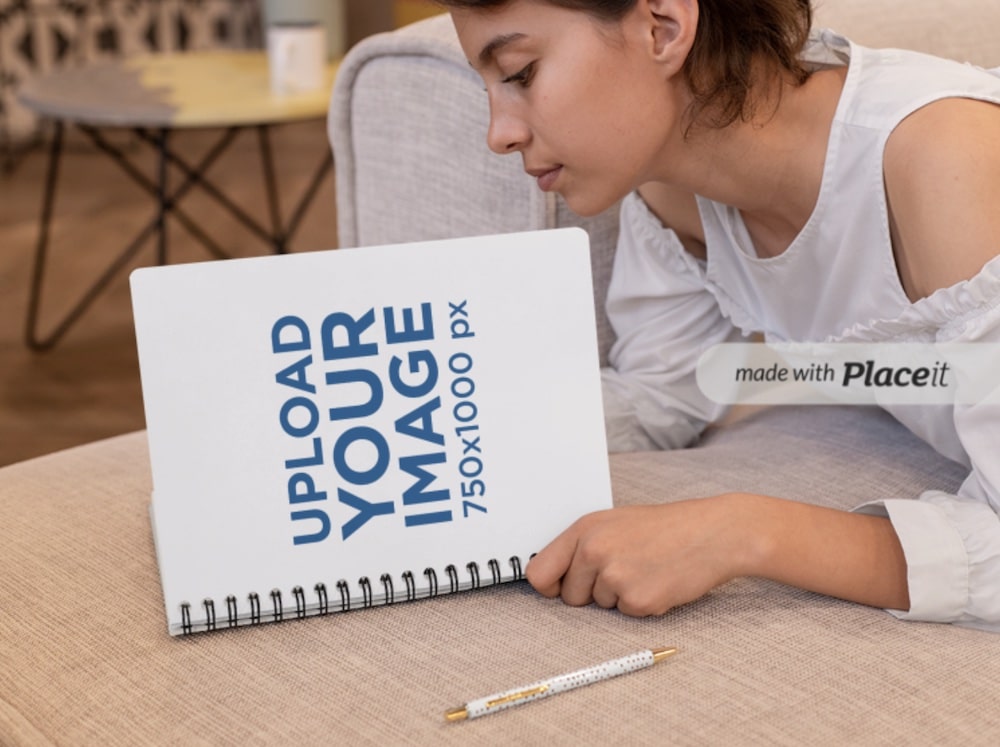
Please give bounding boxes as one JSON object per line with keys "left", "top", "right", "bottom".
{"left": 133, "top": 127, "right": 285, "bottom": 250}
{"left": 137, "top": 124, "right": 333, "bottom": 253}
{"left": 87, "top": 125, "right": 236, "bottom": 260}
{"left": 283, "top": 149, "right": 333, "bottom": 248}
{"left": 24, "top": 122, "right": 334, "bottom": 351}
{"left": 254, "top": 125, "right": 333, "bottom": 252}
{"left": 25, "top": 126, "right": 240, "bottom": 351}
{"left": 257, "top": 125, "right": 287, "bottom": 254}
{"left": 24, "top": 121, "right": 65, "bottom": 350}
{"left": 155, "top": 128, "right": 169, "bottom": 265}
{"left": 26, "top": 196, "right": 168, "bottom": 351}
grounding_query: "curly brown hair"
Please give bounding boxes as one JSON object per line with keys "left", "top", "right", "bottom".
{"left": 436, "top": 0, "right": 814, "bottom": 129}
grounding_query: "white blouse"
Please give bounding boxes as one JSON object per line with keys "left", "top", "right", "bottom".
{"left": 602, "top": 31, "right": 1000, "bottom": 631}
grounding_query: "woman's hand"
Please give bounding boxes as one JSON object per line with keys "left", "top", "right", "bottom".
{"left": 525, "top": 493, "right": 911, "bottom": 616}
{"left": 525, "top": 495, "right": 758, "bottom": 616}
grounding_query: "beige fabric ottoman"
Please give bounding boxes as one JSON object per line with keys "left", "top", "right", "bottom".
{"left": 2, "top": 404, "right": 998, "bottom": 744}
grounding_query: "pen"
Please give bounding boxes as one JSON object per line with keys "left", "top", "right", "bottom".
{"left": 444, "top": 646, "right": 678, "bottom": 722}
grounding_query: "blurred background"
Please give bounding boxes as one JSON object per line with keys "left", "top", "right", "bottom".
{"left": 0, "top": 0, "right": 444, "bottom": 466}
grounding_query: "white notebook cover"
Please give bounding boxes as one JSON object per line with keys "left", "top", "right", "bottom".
{"left": 131, "top": 228, "right": 611, "bottom": 635}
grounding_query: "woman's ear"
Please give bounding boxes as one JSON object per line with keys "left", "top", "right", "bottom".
{"left": 639, "top": 0, "right": 698, "bottom": 73}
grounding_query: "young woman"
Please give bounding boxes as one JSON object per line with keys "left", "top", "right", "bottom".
{"left": 438, "top": 0, "right": 1000, "bottom": 631}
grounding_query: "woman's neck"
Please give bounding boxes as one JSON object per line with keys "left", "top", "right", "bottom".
{"left": 655, "top": 65, "right": 848, "bottom": 257}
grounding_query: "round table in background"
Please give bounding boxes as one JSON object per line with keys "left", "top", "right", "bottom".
{"left": 19, "top": 51, "right": 340, "bottom": 351}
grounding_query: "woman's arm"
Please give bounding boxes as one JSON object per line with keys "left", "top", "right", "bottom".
{"left": 602, "top": 192, "right": 741, "bottom": 452}
{"left": 525, "top": 494, "right": 910, "bottom": 616}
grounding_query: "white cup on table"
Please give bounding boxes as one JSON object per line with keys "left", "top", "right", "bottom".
{"left": 266, "top": 22, "right": 326, "bottom": 95}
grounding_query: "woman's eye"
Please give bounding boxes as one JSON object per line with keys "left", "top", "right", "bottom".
{"left": 502, "top": 62, "right": 536, "bottom": 87}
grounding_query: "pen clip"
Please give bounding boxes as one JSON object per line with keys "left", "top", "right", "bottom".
{"left": 486, "top": 684, "right": 549, "bottom": 709}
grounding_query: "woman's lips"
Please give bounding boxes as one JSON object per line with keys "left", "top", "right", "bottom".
{"left": 533, "top": 166, "right": 563, "bottom": 192}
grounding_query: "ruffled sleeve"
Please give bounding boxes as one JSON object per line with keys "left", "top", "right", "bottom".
{"left": 602, "top": 193, "right": 743, "bottom": 452}
{"left": 852, "top": 257, "right": 1000, "bottom": 631}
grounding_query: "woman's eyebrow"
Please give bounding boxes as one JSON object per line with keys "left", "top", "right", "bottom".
{"left": 475, "top": 32, "right": 528, "bottom": 68}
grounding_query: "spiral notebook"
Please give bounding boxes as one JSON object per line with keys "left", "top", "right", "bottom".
{"left": 131, "top": 228, "right": 612, "bottom": 636}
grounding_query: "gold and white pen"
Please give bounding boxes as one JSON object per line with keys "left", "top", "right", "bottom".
{"left": 445, "top": 646, "right": 678, "bottom": 722}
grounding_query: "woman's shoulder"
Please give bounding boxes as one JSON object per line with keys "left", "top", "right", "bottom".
{"left": 633, "top": 183, "right": 706, "bottom": 261}
{"left": 884, "top": 96, "right": 1000, "bottom": 302}
{"left": 826, "top": 31, "right": 1000, "bottom": 129}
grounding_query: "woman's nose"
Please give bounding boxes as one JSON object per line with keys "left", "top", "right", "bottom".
{"left": 486, "top": 106, "right": 530, "bottom": 155}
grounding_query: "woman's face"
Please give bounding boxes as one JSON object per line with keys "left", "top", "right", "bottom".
{"left": 452, "top": 1, "right": 680, "bottom": 216}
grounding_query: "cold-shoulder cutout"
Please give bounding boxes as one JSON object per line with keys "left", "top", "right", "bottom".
{"left": 884, "top": 96, "right": 1000, "bottom": 302}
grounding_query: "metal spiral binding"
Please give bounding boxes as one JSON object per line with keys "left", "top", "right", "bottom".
{"left": 270, "top": 589, "right": 283, "bottom": 622}
{"left": 402, "top": 571, "right": 417, "bottom": 601}
{"left": 380, "top": 574, "right": 395, "bottom": 605}
{"left": 488, "top": 558, "right": 502, "bottom": 585}
{"left": 203, "top": 598, "right": 217, "bottom": 631}
{"left": 248, "top": 592, "right": 261, "bottom": 625}
{"left": 510, "top": 555, "right": 523, "bottom": 581}
{"left": 336, "top": 580, "right": 351, "bottom": 612}
{"left": 358, "top": 577, "right": 373, "bottom": 608}
{"left": 424, "top": 567, "right": 439, "bottom": 597}
{"left": 467, "top": 562, "right": 481, "bottom": 590}
{"left": 177, "top": 555, "right": 526, "bottom": 634}
{"left": 445, "top": 564, "right": 460, "bottom": 593}
{"left": 292, "top": 586, "right": 307, "bottom": 619}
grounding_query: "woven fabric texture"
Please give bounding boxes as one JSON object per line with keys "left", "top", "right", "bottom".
{"left": 1, "top": 407, "right": 997, "bottom": 745}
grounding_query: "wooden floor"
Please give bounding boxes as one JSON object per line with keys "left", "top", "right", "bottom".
{"left": 0, "top": 120, "right": 337, "bottom": 467}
